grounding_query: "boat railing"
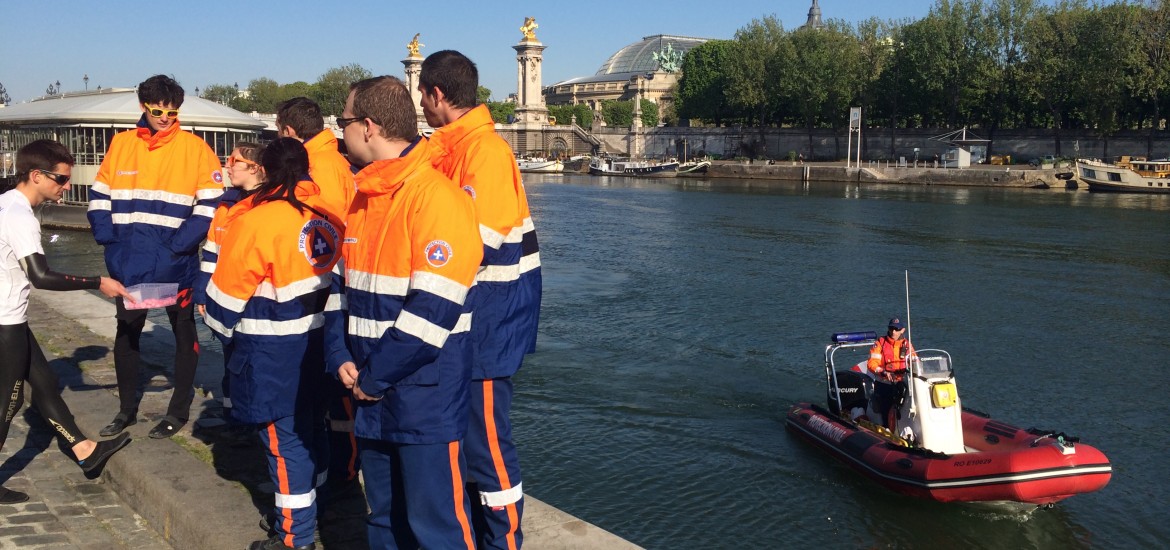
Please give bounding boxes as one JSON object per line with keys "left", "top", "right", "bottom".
{"left": 824, "top": 332, "right": 878, "bottom": 414}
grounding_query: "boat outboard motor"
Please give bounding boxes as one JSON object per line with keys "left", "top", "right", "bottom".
{"left": 828, "top": 370, "right": 873, "bottom": 418}
{"left": 894, "top": 351, "right": 966, "bottom": 454}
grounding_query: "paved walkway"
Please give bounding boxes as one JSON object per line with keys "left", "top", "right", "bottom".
{"left": 0, "top": 289, "right": 639, "bottom": 550}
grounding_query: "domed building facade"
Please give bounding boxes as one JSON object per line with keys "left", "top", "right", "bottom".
{"left": 543, "top": 34, "right": 711, "bottom": 120}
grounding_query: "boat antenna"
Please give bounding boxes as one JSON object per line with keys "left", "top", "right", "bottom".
{"left": 904, "top": 270, "right": 912, "bottom": 345}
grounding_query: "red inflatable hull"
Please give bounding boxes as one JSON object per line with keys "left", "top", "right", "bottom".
{"left": 785, "top": 403, "right": 1112, "bottom": 505}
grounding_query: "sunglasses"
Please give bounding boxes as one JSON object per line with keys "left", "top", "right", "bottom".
{"left": 36, "top": 169, "right": 70, "bottom": 185}
{"left": 227, "top": 154, "right": 259, "bottom": 167}
{"left": 145, "top": 104, "right": 180, "bottom": 118}
{"left": 336, "top": 116, "right": 365, "bottom": 129}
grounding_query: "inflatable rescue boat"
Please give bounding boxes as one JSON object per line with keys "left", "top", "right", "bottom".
{"left": 785, "top": 332, "right": 1112, "bottom": 505}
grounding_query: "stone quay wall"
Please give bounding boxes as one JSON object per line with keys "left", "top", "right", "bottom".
{"left": 588, "top": 126, "right": 1170, "bottom": 164}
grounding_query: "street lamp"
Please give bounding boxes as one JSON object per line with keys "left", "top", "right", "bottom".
{"left": 84, "top": 74, "right": 89, "bottom": 91}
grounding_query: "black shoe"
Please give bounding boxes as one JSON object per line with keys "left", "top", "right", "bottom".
{"left": 148, "top": 417, "right": 185, "bottom": 439}
{"left": 0, "top": 486, "right": 29, "bottom": 504}
{"left": 99, "top": 412, "right": 137, "bottom": 437}
{"left": 247, "top": 535, "right": 316, "bottom": 549}
{"left": 78, "top": 432, "right": 131, "bottom": 477}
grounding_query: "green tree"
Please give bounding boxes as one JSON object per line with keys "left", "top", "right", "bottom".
{"left": 548, "top": 104, "right": 591, "bottom": 125}
{"left": 486, "top": 101, "right": 515, "bottom": 123}
{"left": 676, "top": 39, "right": 737, "bottom": 125}
{"left": 784, "top": 21, "right": 864, "bottom": 158}
{"left": 640, "top": 98, "right": 660, "bottom": 127}
{"left": 1133, "top": 0, "right": 1170, "bottom": 156}
{"left": 201, "top": 84, "right": 241, "bottom": 108}
{"left": 312, "top": 63, "right": 372, "bottom": 116}
{"left": 1073, "top": 2, "right": 1145, "bottom": 157}
{"left": 244, "top": 77, "right": 281, "bottom": 113}
{"left": 279, "top": 81, "right": 316, "bottom": 105}
{"left": 601, "top": 99, "right": 634, "bottom": 127}
{"left": 725, "top": 15, "right": 788, "bottom": 126}
{"left": 477, "top": 86, "right": 492, "bottom": 104}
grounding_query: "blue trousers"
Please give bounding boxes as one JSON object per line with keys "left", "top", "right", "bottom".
{"left": 360, "top": 439, "right": 475, "bottom": 550}
{"left": 465, "top": 378, "right": 524, "bottom": 550}
{"left": 259, "top": 410, "right": 324, "bottom": 548}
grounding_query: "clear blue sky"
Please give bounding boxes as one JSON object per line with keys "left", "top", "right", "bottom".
{"left": 3, "top": 0, "right": 989, "bottom": 105}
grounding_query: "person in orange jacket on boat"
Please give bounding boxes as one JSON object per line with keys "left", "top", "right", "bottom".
{"left": 87, "top": 74, "right": 225, "bottom": 440}
{"left": 868, "top": 318, "right": 914, "bottom": 381}
{"left": 421, "top": 50, "right": 542, "bottom": 550}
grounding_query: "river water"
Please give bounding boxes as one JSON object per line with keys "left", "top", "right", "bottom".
{"left": 43, "top": 175, "right": 1170, "bottom": 549}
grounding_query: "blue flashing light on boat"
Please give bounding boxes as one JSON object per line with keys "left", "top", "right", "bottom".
{"left": 831, "top": 331, "right": 877, "bottom": 343}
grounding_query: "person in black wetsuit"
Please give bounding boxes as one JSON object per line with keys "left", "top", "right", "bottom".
{"left": 0, "top": 139, "right": 134, "bottom": 504}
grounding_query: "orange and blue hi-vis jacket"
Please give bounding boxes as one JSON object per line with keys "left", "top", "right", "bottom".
{"left": 304, "top": 129, "right": 356, "bottom": 222}
{"left": 428, "top": 104, "right": 542, "bottom": 380}
{"left": 87, "top": 117, "right": 224, "bottom": 288}
{"left": 194, "top": 187, "right": 254, "bottom": 306}
{"left": 324, "top": 138, "right": 483, "bottom": 444}
{"left": 203, "top": 181, "right": 342, "bottom": 423}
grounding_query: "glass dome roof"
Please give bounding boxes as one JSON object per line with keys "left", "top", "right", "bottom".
{"left": 595, "top": 35, "right": 710, "bottom": 75}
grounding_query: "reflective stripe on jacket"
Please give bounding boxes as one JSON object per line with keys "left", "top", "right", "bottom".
{"left": 87, "top": 118, "right": 224, "bottom": 288}
{"left": 194, "top": 188, "right": 254, "bottom": 306}
{"left": 325, "top": 138, "right": 482, "bottom": 444}
{"left": 203, "top": 181, "right": 342, "bottom": 422}
{"left": 428, "top": 104, "right": 542, "bottom": 380}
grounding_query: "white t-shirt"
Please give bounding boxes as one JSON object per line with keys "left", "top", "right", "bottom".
{"left": 0, "top": 188, "right": 43, "bottom": 325}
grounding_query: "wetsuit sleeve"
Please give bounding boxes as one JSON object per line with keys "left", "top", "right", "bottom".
{"left": 18, "top": 253, "right": 101, "bottom": 291}
{"left": 356, "top": 192, "right": 483, "bottom": 397}
{"left": 169, "top": 146, "right": 223, "bottom": 255}
{"left": 324, "top": 260, "right": 354, "bottom": 375}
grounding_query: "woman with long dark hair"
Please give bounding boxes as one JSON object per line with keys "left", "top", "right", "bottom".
{"left": 203, "top": 138, "right": 342, "bottom": 550}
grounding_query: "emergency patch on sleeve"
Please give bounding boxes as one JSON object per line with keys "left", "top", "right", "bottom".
{"left": 213, "top": 170, "right": 224, "bottom": 184}
{"left": 461, "top": 185, "right": 476, "bottom": 199}
{"left": 424, "top": 240, "right": 453, "bottom": 268}
{"left": 299, "top": 219, "right": 341, "bottom": 269}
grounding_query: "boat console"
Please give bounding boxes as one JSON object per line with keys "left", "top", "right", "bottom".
{"left": 825, "top": 332, "right": 966, "bottom": 454}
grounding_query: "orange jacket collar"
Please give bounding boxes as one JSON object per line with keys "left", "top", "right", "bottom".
{"left": 428, "top": 104, "right": 493, "bottom": 163}
{"left": 135, "top": 117, "right": 183, "bottom": 150}
{"left": 354, "top": 138, "right": 432, "bottom": 197}
{"left": 304, "top": 129, "right": 339, "bottom": 157}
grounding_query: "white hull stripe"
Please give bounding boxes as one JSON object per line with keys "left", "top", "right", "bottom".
{"left": 787, "top": 419, "right": 1112, "bottom": 491}
{"left": 480, "top": 482, "right": 523, "bottom": 507}
{"left": 273, "top": 488, "right": 316, "bottom": 510}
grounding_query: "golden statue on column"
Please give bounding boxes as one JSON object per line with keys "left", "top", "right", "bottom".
{"left": 407, "top": 33, "right": 424, "bottom": 57}
{"left": 520, "top": 17, "right": 538, "bottom": 41}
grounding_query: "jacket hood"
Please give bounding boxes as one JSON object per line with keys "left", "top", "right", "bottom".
{"left": 354, "top": 137, "right": 431, "bottom": 197}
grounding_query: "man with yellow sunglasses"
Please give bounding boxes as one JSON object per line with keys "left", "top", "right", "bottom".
{"left": 87, "top": 74, "right": 224, "bottom": 442}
